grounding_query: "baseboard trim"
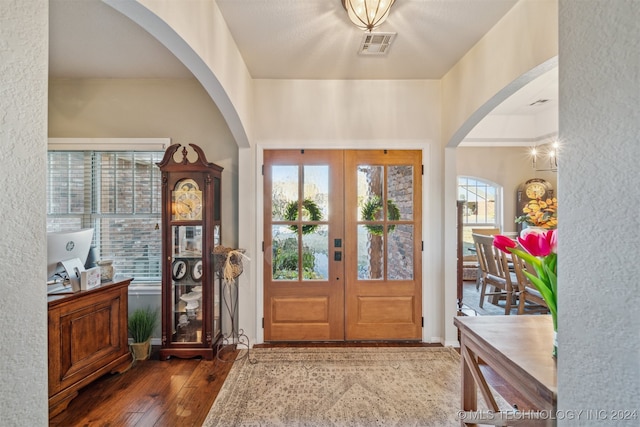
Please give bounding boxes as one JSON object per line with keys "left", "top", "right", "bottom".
{"left": 127, "top": 283, "right": 161, "bottom": 295}
{"left": 128, "top": 337, "right": 162, "bottom": 346}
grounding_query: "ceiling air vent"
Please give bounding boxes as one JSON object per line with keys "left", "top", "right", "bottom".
{"left": 529, "top": 99, "right": 550, "bottom": 106}
{"left": 358, "top": 32, "right": 396, "bottom": 56}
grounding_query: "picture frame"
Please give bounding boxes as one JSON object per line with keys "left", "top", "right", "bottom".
{"left": 172, "top": 259, "right": 188, "bottom": 281}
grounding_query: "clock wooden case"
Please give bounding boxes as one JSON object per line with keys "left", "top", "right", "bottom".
{"left": 516, "top": 178, "right": 554, "bottom": 232}
{"left": 157, "top": 143, "right": 223, "bottom": 360}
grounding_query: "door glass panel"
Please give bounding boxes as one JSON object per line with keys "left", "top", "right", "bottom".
{"left": 357, "top": 166, "right": 384, "bottom": 220}
{"left": 271, "top": 165, "right": 298, "bottom": 221}
{"left": 387, "top": 224, "right": 414, "bottom": 280}
{"left": 357, "top": 224, "right": 384, "bottom": 280}
{"left": 272, "top": 225, "right": 298, "bottom": 280}
{"left": 303, "top": 165, "right": 329, "bottom": 220}
{"left": 388, "top": 165, "right": 413, "bottom": 220}
{"left": 300, "top": 165, "right": 329, "bottom": 281}
{"left": 357, "top": 165, "right": 385, "bottom": 280}
{"left": 302, "top": 225, "right": 329, "bottom": 280}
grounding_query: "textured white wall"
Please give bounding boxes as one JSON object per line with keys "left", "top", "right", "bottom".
{"left": 0, "top": 0, "right": 49, "bottom": 424}
{"left": 558, "top": 1, "right": 640, "bottom": 423}
{"left": 253, "top": 79, "right": 440, "bottom": 142}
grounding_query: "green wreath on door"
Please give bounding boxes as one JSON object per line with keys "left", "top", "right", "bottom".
{"left": 361, "top": 196, "right": 400, "bottom": 236}
{"left": 284, "top": 198, "right": 323, "bottom": 234}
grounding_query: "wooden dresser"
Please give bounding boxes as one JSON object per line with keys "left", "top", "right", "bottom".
{"left": 48, "top": 277, "right": 132, "bottom": 418}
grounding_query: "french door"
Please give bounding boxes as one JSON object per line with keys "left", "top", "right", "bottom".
{"left": 263, "top": 150, "right": 422, "bottom": 341}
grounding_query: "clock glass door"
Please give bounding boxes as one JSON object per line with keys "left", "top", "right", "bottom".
{"left": 170, "top": 225, "right": 204, "bottom": 343}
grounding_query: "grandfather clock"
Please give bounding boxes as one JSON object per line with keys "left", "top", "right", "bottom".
{"left": 157, "top": 143, "right": 223, "bottom": 360}
{"left": 516, "top": 178, "right": 554, "bottom": 233}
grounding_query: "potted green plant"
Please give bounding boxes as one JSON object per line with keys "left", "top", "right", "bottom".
{"left": 128, "top": 306, "right": 158, "bottom": 361}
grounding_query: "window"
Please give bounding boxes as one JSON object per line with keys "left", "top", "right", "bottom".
{"left": 47, "top": 151, "right": 163, "bottom": 282}
{"left": 457, "top": 176, "right": 501, "bottom": 257}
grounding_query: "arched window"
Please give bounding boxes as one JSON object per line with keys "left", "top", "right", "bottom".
{"left": 458, "top": 176, "right": 501, "bottom": 256}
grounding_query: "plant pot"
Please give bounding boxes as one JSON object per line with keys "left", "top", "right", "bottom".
{"left": 520, "top": 226, "right": 548, "bottom": 238}
{"left": 130, "top": 339, "right": 151, "bottom": 361}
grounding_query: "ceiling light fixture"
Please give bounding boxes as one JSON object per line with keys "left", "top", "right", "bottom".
{"left": 531, "top": 140, "right": 559, "bottom": 172}
{"left": 342, "top": 0, "right": 396, "bottom": 32}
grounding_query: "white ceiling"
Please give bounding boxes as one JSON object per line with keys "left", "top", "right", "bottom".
{"left": 48, "top": 0, "right": 557, "bottom": 142}
{"left": 215, "top": 0, "right": 519, "bottom": 80}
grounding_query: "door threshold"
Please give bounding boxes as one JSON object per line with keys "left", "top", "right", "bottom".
{"left": 255, "top": 341, "right": 440, "bottom": 348}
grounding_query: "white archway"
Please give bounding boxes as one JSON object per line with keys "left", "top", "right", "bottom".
{"left": 443, "top": 57, "right": 559, "bottom": 345}
{"left": 104, "top": 0, "right": 251, "bottom": 149}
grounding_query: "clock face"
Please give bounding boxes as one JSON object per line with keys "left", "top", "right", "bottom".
{"left": 172, "top": 179, "right": 203, "bottom": 221}
{"left": 525, "top": 182, "right": 547, "bottom": 199}
{"left": 191, "top": 260, "right": 203, "bottom": 282}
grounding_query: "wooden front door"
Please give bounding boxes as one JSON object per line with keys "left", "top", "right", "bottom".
{"left": 263, "top": 150, "right": 422, "bottom": 341}
{"left": 344, "top": 150, "right": 422, "bottom": 340}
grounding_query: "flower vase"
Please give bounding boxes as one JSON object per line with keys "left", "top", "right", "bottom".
{"left": 520, "top": 225, "right": 547, "bottom": 238}
{"left": 551, "top": 313, "right": 557, "bottom": 359}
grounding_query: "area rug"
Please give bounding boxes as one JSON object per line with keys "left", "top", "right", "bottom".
{"left": 203, "top": 347, "right": 507, "bottom": 427}
{"left": 463, "top": 281, "right": 515, "bottom": 316}
{"left": 463, "top": 281, "right": 549, "bottom": 316}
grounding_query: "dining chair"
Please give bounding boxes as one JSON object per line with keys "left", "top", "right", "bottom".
{"left": 470, "top": 228, "right": 500, "bottom": 289}
{"left": 510, "top": 250, "right": 550, "bottom": 315}
{"left": 471, "top": 227, "right": 501, "bottom": 236}
{"left": 472, "top": 233, "right": 516, "bottom": 315}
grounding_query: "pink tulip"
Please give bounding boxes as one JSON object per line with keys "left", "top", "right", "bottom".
{"left": 493, "top": 235, "right": 517, "bottom": 253}
{"left": 548, "top": 229, "right": 557, "bottom": 253}
{"left": 518, "top": 230, "right": 552, "bottom": 257}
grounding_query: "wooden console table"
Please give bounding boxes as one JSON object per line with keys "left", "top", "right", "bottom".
{"left": 48, "top": 277, "right": 132, "bottom": 418}
{"left": 453, "top": 315, "right": 557, "bottom": 424}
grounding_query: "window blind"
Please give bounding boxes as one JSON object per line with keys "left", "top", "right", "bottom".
{"left": 47, "top": 151, "right": 163, "bottom": 282}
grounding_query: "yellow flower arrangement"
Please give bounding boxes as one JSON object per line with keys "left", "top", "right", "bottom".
{"left": 516, "top": 197, "right": 558, "bottom": 229}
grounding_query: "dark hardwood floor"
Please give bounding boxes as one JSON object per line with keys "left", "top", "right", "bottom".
{"left": 49, "top": 346, "right": 239, "bottom": 427}
{"left": 50, "top": 341, "right": 537, "bottom": 426}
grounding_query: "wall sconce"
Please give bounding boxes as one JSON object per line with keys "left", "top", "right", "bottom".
{"left": 342, "top": 0, "right": 396, "bottom": 32}
{"left": 531, "top": 141, "right": 559, "bottom": 172}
